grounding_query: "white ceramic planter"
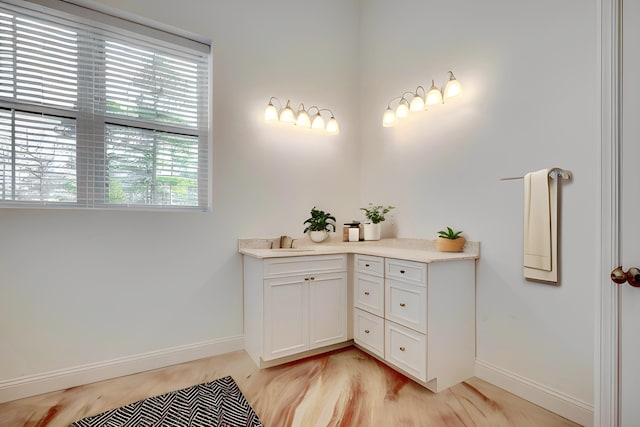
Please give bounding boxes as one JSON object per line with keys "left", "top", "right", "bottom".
{"left": 363, "top": 223, "right": 381, "bottom": 241}
{"left": 309, "top": 230, "right": 329, "bottom": 243}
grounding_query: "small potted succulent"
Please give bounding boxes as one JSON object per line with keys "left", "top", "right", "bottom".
{"left": 437, "top": 227, "right": 466, "bottom": 252}
{"left": 360, "top": 204, "right": 395, "bottom": 241}
{"left": 303, "top": 207, "right": 336, "bottom": 243}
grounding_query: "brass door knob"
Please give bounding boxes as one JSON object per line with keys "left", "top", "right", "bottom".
{"left": 627, "top": 267, "right": 640, "bottom": 287}
{"left": 611, "top": 266, "right": 640, "bottom": 287}
{"left": 611, "top": 266, "right": 627, "bottom": 284}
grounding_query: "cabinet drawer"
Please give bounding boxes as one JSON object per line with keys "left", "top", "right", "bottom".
{"left": 385, "top": 258, "right": 426, "bottom": 285}
{"left": 385, "top": 320, "right": 427, "bottom": 382}
{"left": 385, "top": 278, "right": 427, "bottom": 333}
{"left": 354, "top": 308, "right": 384, "bottom": 358}
{"left": 354, "top": 272, "right": 384, "bottom": 316}
{"left": 355, "top": 255, "right": 384, "bottom": 277}
{"left": 264, "top": 254, "right": 346, "bottom": 278}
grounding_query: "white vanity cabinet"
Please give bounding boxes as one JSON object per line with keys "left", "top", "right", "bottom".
{"left": 244, "top": 254, "right": 348, "bottom": 367}
{"left": 353, "top": 255, "right": 476, "bottom": 393}
{"left": 353, "top": 255, "right": 385, "bottom": 357}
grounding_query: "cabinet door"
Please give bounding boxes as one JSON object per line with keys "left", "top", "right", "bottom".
{"left": 309, "top": 271, "right": 348, "bottom": 349}
{"left": 264, "top": 275, "right": 309, "bottom": 360}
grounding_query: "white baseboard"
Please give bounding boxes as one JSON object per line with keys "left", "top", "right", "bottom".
{"left": 0, "top": 335, "right": 244, "bottom": 404}
{"left": 475, "top": 359, "right": 594, "bottom": 427}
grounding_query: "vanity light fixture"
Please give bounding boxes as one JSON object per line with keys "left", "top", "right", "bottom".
{"left": 310, "top": 107, "right": 325, "bottom": 130}
{"left": 382, "top": 92, "right": 413, "bottom": 128}
{"left": 279, "top": 100, "right": 296, "bottom": 123}
{"left": 309, "top": 106, "right": 340, "bottom": 134}
{"left": 395, "top": 95, "right": 411, "bottom": 119}
{"left": 265, "top": 97, "right": 339, "bottom": 135}
{"left": 382, "top": 70, "right": 462, "bottom": 127}
{"left": 443, "top": 71, "right": 462, "bottom": 99}
{"left": 409, "top": 86, "right": 426, "bottom": 112}
{"left": 264, "top": 98, "right": 279, "bottom": 122}
{"left": 382, "top": 104, "right": 397, "bottom": 128}
{"left": 425, "top": 80, "right": 443, "bottom": 106}
{"left": 326, "top": 114, "right": 339, "bottom": 134}
{"left": 295, "top": 104, "right": 311, "bottom": 127}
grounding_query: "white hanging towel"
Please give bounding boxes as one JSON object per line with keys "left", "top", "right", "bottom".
{"left": 523, "top": 168, "right": 558, "bottom": 283}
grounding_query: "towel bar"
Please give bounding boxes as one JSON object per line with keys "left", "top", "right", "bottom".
{"left": 500, "top": 168, "right": 573, "bottom": 181}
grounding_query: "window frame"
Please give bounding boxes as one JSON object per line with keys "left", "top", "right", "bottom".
{"left": 0, "top": 0, "right": 211, "bottom": 211}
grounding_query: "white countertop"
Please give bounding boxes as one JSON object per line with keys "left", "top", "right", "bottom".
{"left": 238, "top": 237, "right": 480, "bottom": 263}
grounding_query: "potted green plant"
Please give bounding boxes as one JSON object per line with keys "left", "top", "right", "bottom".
{"left": 437, "top": 227, "right": 466, "bottom": 252}
{"left": 360, "top": 204, "right": 395, "bottom": 241}
{"left": 303, "top": 207, "right": 336, "bottom": 243}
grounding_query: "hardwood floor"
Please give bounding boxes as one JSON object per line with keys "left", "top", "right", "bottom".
{"left": 0, "top": 346, "right": 580, "bottom": 427}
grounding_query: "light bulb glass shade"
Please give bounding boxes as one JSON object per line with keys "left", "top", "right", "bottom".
{"left": 296, "top": 109, "right": 311, "bottom": 127}
{"left": 426, "top": 80, "right": 443, "bottom": 105}
{"left": 409, "top": 94, "right": 425, "bottom": 112}
{"left": 396, "top": 100, "right": 409, "bottom": 118}
{"left": 443, "top": 74, "right": 462, "bottom": 99}
{"left": 326, "top": 116, "right": 339, "bottom": 134}
{"left": 279, "top": 100, "right": 296, "bottom": 123}
{"left": 311, "top": 113, "right": 325, "bottom": 129}
{"left": 264, "top": 103, "right": 278, "bottom": 121}
{"left": 382, "top": 107, "right": 396, "bottom": 127}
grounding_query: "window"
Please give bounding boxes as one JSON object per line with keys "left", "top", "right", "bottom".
{"left": 0, "top": 1, "right": 210, "bottom": 210}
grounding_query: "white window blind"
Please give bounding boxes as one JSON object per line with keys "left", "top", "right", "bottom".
{"left": 0, "top": 1, "right": 210, "bottom": 210}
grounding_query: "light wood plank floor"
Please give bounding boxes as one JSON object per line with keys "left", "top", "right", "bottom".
{"left": 0, "top": 347, "right": 581, "bottom": 426}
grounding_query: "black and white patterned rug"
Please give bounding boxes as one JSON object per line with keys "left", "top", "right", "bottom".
{"left": 71, "top": 376, "right": 263, "bottom": 427}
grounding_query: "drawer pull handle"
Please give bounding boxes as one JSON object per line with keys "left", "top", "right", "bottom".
{"left": 364, "top": 291, "right": 370, "bottom": 296}
{"left": 309, "top": 277, "right": 315, "bottom": 280}
{"left": 400, "top": 346, "right": 406, "bottom": 352}
{"left": 400, "top": 303, "right": 406, "bottom": 307}
{"left": 364, "top": 329, "right": 370, "bottom": 334}
{"left": 400, "top": 270, "right": 406, "bottom": 274}
{"left": 365, "top": 264, "right": 370, "bottom": 267}
{"left": 304, "top": 278, "right": 309, "bottom": 281}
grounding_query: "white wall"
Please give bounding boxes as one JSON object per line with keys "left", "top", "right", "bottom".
{"left": 0, "top": 0, "right": 361, "bottom": 381}
{"left": 359, "top": 0, "right": 596, "bottom": 414}
{"left": 0, "top": 0, "right": 598, "bottom": 421}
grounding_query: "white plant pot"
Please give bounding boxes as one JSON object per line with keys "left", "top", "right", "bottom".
{"left": 309, "top": 230, "right": 329, "bottom": 243}
{"left": 363, "top": 223, "right": 381, "bottom": 241}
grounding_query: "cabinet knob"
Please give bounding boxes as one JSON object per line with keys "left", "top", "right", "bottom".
{"left": 364, "top": 329, "right": 370, "bottom": 334}
{"left": 309, "top": 277, "right": 315, "bottom": 281}
{"left": 400, "top": 270, "right": 406, "bottom": 274}
{"left": 400, "top": 346, "right": 406, "bottom": 352}
{"left": 364, "top": 291, "right": 370, "bottom": 296}
{"left": 365, "top": 264, "right": 370, "bottom": 267}
{"left": 399, "top": 303, "right": 406, "bottom": 307}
